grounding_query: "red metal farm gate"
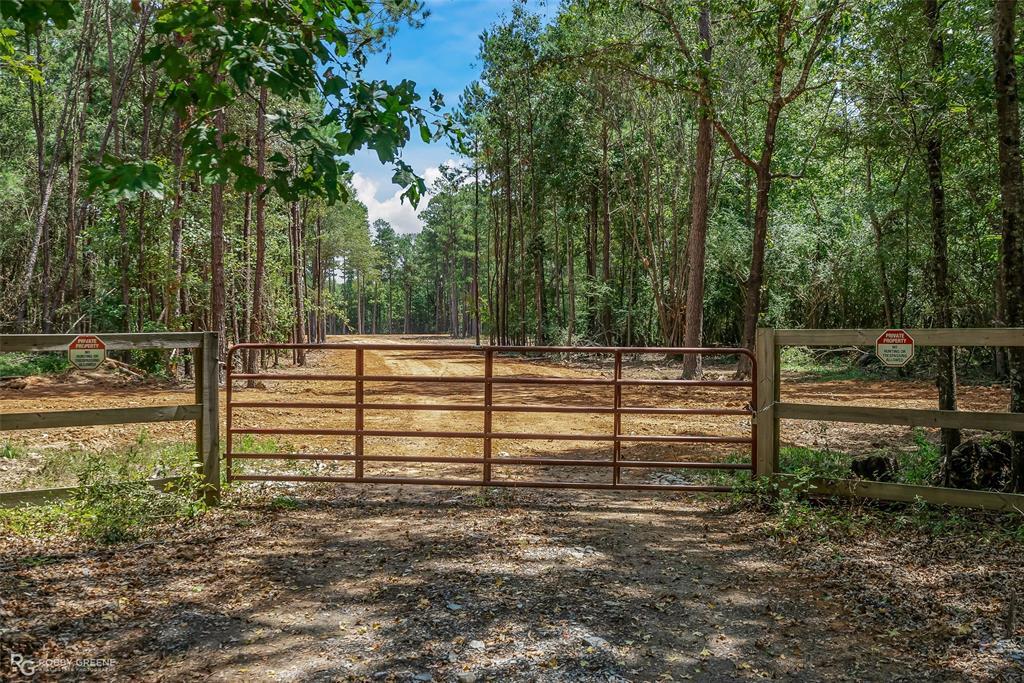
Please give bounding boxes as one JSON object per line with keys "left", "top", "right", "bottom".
{"left": 225, "top": 343, "right": 756, "bottom": 492}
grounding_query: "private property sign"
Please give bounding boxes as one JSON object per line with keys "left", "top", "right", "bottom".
{"left": 875, "top": 329, "right": 914, "bottom": 367}
{"left": 67, "top": 334, "right": 106, "bottom": 370}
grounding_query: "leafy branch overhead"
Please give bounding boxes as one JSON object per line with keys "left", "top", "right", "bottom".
{"left": 83, "top": 0, "right": 458, "bottom": 205}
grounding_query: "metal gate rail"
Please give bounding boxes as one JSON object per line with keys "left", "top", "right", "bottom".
{"left": 225, "top": 343, "right": 756, "bottom": 492}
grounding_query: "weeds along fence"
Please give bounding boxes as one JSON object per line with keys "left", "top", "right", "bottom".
{"left": 0, "top": 332, "right": 220, "bottom": 507}
{"left": 755, "top": 328, "right": 1024, "bottom": 512}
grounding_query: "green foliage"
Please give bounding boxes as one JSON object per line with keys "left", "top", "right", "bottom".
{"left": 780, "top": 347, "right": 879, "bottom": 382}
{"left": 779, "top": 446, "right": 850, "bottom": 480}
{"left": 10, "top": 432, "right": 196, "bottom": 491}
{"left": 269, "top": 494, "right": 300, "bottom": 511}
{"left": 87, "top": 0, "right": 448, "bottom": 206}
{"left": 900, "top": 430, "right": 942, "bottom": 485}
{"left": 1, "top": 0, "right": 1019, "bottom": 393}
{"left": 0, "top": 461, "right": 208, "bottom": 544}
{"left": 0, "top": 0, "right": 74, "bottom": 81}
{"left": 69, "top": 457, "right": 207, "bottom": 543}
{"left": 779, "top": 436, "right": 944, "bottom": 487}
{"left": 233, "top": 434, "right": 280, "bottom": 455}
{"left": 0, "top": 352, "right": 68, "bottom": 376}
{"left": 1, "top": 440, "right": 24, "bottom": 459}
{"left": 735, "top": 471, "right": 1024, "bottom": 544}
{"left": 734, "top": 469, "right": 820, "bottom": 538}
{"left": 0, "top": 0, "right": 76, "bottom": 31}
{"left": 86, "top": 157, "right": 165, "bottom": 201}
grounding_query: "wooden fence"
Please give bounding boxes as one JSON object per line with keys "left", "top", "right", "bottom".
{"left": 755, "top": 328, "right": 1024, "bottom": 511}
{"left": 0, "top": 332, "right": 220, "bottom": 507}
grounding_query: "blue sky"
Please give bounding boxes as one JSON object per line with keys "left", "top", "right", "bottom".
{"left": 348, "top": 0, "right": 549, "bottom": 233}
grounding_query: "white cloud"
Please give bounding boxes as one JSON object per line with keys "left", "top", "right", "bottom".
{"left": 351, "top": 158, "right": 465, "bottom": 235}
{"left": 351, "top": 171, "right": 428, "bottom": 235}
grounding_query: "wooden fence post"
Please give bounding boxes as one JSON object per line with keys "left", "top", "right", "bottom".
{"left": 199, "top": 331, "right": 220, "bottom": 505}
{"left": 755, "top": 328, "right": 778, "bottom": 476}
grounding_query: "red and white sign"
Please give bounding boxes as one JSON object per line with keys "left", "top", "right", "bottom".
{"left": 67, "top": 334, "right": 106, "bottom": 370}
{"left": 875, "top": 329, "right": 914, "bottom": 367}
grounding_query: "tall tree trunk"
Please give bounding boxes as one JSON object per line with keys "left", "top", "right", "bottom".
{"left": 136, "top": 66, "right": 155, "bottom": 331}
{"left": 534, "top": 246, "right": 544, "bottom": 344}
{"left": 473, "top": 138, "right": 481, "bottom": 345}
{"left": 681, "top": 1, "right": 713, "bottom": 378}
{"left": 247, "top": 86, "right": 268, "bottom": 379}
{"left": 13, "top": 3, "right": 95, "bottom": 328}
{"left": 865, "top": 149, "right": 897, "bottom": 327}
{"left": 54, "top": 55, "right": 94, "bottom": 325}
{"left": 291, "top": 201, "right": 307, "bottom": 364}
{"left": 105, "top": 0, "right": 131, "bottom": 332}
{"left": 316, "top": 217, "right": 324, "bottom": 342}
{"left": 993, "top": 0, "right": 1024, "bottom": 491}
{"left": 169, "top": 113, "right": 186, "bottom": 325}
{"left": 924, "top": 0, "right": 960, "bottom": 475}
{"left": 600, "top": 108, "right": 613, "bottom": 344}
{"left": 357, "top": 272, "right": 364, "bottom": 334}
{"left": 567, "top": 220, "right": 576, "bottom": 345}
{"left": 503, "top": 132, "right": 514, "bottom": 345}
{"left": 210, "top": 79, "right": 227, "bottom": 360}
{"left": 737, "top": 162, "right": 774, "bottom": 375}
{"left": 404, "top": 282, "right": 411, "bottom": 334}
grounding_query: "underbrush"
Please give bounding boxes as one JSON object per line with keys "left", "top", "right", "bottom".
{"left": 0, "top": 466, "right": 210, "bottom": 544}
{"left": 733, "top": 473, "right": 1024, "bottom": 545}
{"left": 0, "top": 352, "right": 69, "bottom": 377}
{"left": 776, "top": 430, "right": 942, "bottom": 486}
{"left": 691, "top": 440, "right": 1021, "bottom": 544}
{"left": 781, "top": 346, "right": 882, "bottom": 382}
{"left": 7, "top": 430, "right": 196, "bottom": 491}
{"left": 781, "top": 345, "right": 1010, "bottom": 384}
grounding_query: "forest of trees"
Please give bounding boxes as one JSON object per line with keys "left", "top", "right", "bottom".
{"left": 1, "top": 2, "right": 1022, "bottom": 477}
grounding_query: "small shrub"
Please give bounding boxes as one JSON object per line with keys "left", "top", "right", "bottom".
{"left": 736, "top": 467, "right": 814, "bottom": 519}
{"left": 269, "top": 494, "right": 300, "bottom": 511}
{"left": 69, "top": 457, "right": 208, "bottom": 543}
{"left": 0, "top": 455, "right": 209, "bottom": 544}
{"left": 900, "top": 429, "right": 942, "bottom": 485}
{"left": 0, "top": 352, "right": 69, "bottom": 377}
{"left": 1, "top": 441, "right": 24, "bottom": 459}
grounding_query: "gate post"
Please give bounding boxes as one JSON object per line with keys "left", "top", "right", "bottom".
{"left": 754, "top": 328, "right": 778, "bottom": 476}
{"left": 198, "top": 331, "right": 220, "bottom": 505}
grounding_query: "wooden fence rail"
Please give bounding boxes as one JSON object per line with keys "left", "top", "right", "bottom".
{"left": 0, "top": 332, "right": 219, "bottom": 507}
{"left": 757, "top": 327, "right": 1024, "bottom": 511}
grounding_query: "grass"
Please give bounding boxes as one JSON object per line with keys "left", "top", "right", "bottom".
{"left": 0, "top": 352, "right": 69, "bottom": 377}
{"left": 900, "top": 430, "right": 942, "bottom": 485}
{"left": 772, "top": 430, "right": 940, "bottom": 486}
{"left": 7, "top": 430, "right": 197, "bottom": 491}
{"left": 779, "top": 445, "right": 851, "bottom": 479}
{"left": 5, "top": 432, "right": 284, "bottom": 491}
{"left": 0, "top": 468, "right": 210, "bottom": 544}
{"left": 734, "top": 468, "right": 1024, "bottom": 544}
{"left": 780, "top": 346, "right": 884, "bottom": 382}
{"left": 269, "top": 494, "right": 301, "bottom": 511}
